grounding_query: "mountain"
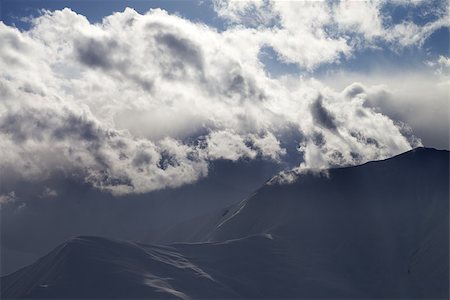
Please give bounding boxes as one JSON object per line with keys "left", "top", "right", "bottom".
{"left": 1, "top": 147, "right": 448, "bottom": 299}
{"left": 0, "top": 158, "right": 281, "bottom": 276}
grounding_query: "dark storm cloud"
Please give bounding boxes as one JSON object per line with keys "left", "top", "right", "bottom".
{"left": 132, "top": 151, "right": 153, "bottom": 168}
{"left": 350, "top": 131, "right": 380, "bottom": 148}
{"left": 75, "top": 37, "right": 117, "bottom": 70}
{"left": 53, "top": 113, "right": 101, "bottom": 142}
{"left": 127, "top": 73, "right": 154, "bottom": 92}
{"left": 311, "top": 131, "right": 326, "bottom": 147}
{"left": 225, "top": 71, "right": 261, "bottom": 101}
{"left": 310, "top": 95, "right": 337, "bottom": 131}
{"left": 0, "top": 110, "right": 49, "bottom": 143}
{"left": 75, "top": 36, "right": 154, "bottom": 91}
{"left": 158, "top": 150, "right": 179, "bottom": 170}
{"left": 0, "top": 108, "right": 101, "bottom": 143}
{"left": 155, "top": 33, "right": 204, "bottom": 71}
{"left": 0, "top": 107, "right": 125, "bottom": 180}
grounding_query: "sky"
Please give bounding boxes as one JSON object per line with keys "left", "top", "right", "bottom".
{"left": 0, "top": 0, "right": 449, "bottom": 274}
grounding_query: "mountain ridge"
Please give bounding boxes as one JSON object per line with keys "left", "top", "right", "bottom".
{"left": 159, "top": 147, "right": 449, "bottom": 243}
{"left": 2, "top": 147, "right": 449, "bottom": 299}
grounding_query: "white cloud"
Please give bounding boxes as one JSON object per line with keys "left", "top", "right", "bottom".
{"left": 40, "top": 187, "right": 58, "bottom": 198}
{"left": 386, "top": 17, "right": 449, "bottom": 48}
{"left": 0, "top": 191, "right": 17, "bottom": 205}
{"left": 437, "top": 56, "right": 450, "bottom": 68}
{"left": 321, "top": 71, "right": 448, "bottom": 150}
{"left": 426, "top": 55, "right": 450, "bottom": 76}
{"left": 213, "top": 0, "right": 449, "bottom": 68}
{"left": 333, "top": 0, "right": 384, "bottom": 40}
{"left": 0, "top": 7, "right": 426, "bottom": 194}
{"left": 206, "top": 130, "right": 257, "bottom": 161}
{"left": 213, "top": 0, "right": 273, "bottom": 26}
{"left": 250, "top": 132, "right": 286, "bottom": 161}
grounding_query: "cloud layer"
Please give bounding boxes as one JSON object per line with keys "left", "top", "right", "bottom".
{"left": 1, "top": 2, "right": 445, "bottom": 195}
{"left": 214, "top": 0, "right": 449, "bottom": 68}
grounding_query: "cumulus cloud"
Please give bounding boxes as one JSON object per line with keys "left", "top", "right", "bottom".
{"left": 321, "top": 71, "right": 448, "bottom": 150}
{"left": 0, "top": 6, "right": 426, "bottom": 194}
{"left": 213, "top": 0, "right": 449, "bottom": 67}
{"left": 333, "top": 0, "right": 384, "bottom": 40}
{"left": 214, "top": 0, "right": 352, "bottom": 65}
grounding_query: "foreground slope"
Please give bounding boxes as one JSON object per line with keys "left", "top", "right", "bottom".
{"left": 2, "top": 148, "right": 449, "bottom": 299}
{"left": 1, "top": 236, "right": 238, "bottom": 299}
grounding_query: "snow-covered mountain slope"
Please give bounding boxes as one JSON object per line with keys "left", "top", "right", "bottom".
{"left": 210, "top": 147, "right": 449, "bottom": 241}
{"left": 1, "top": 147, "right": 448, "bottom": 299}
{"left": 1, "top": 236, "right": 239, "bottom": 299}
{"left": 1, "top": 159, "right": 281, "bottom": 276}
{"left": 162, "top": 147, "right": 449, "bottom": 241}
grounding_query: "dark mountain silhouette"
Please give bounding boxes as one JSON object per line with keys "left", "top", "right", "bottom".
{"left": 1, "top": 159, "right": 282, "bottom": 276}
{"left": 1, "top": 147, "right": 448, "bottom": 299}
